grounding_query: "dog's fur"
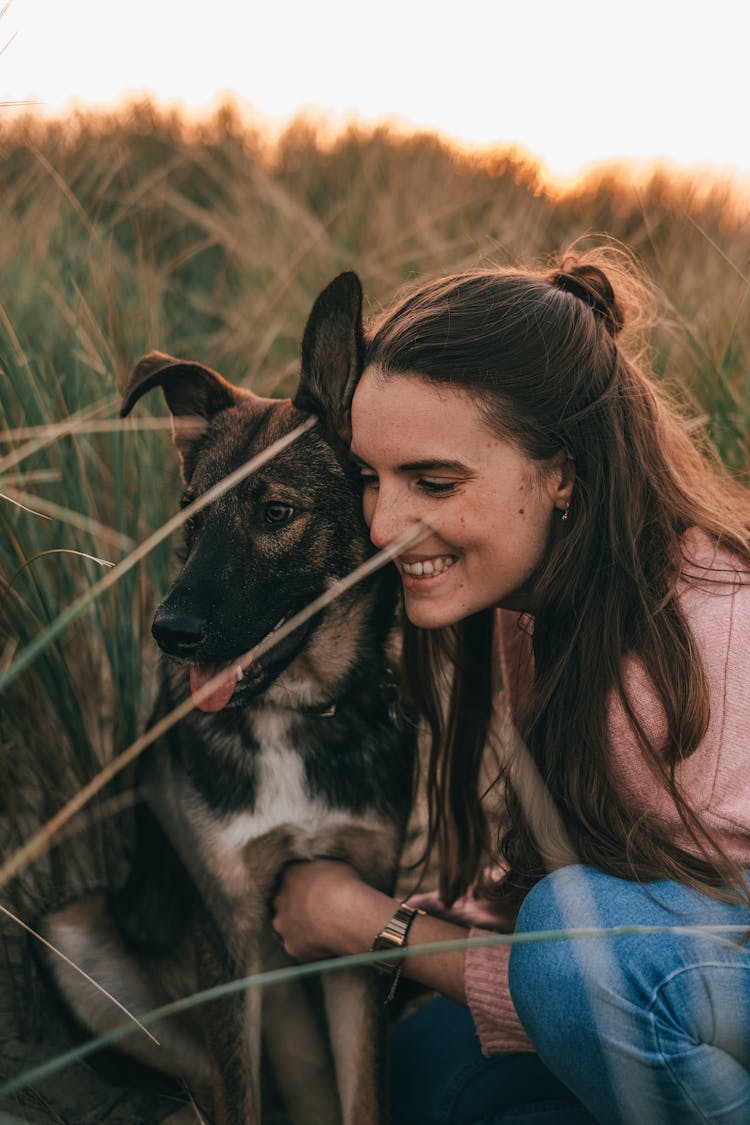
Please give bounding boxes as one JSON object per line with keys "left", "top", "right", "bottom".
{"left": 41, "top": 273, "right": 416, "bottom": 1124}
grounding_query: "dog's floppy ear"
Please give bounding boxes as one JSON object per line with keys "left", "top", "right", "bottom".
{"left": 121, "top": 351, "right": 240, "bottom": 481}
{"left": 293, "top": 271, "right": 364, "bottom": 442}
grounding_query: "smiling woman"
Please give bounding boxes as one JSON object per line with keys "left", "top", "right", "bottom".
{"left": 350, "top": 372, "right": 573, "bottom": 627}
{"left": 272, "top": 250, "right": 750, "bottom": 1125}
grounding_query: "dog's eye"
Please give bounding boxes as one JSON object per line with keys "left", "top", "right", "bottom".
{"left": 179, "top": 491, "right": 195, "bottom": 510}
{"left": 264, "top": 501, "right": 294, "bottom": 525}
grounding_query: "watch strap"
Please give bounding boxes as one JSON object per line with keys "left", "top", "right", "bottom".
{"left": 370, "top": 902, "right": 425, "bottom": 1001}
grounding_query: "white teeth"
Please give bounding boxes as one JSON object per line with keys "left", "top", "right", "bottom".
{"left": 401, "top": 556, "right": 456, "bottom": 578}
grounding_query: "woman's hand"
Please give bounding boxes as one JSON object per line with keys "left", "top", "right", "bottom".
{"left": 271, "top": 858, "right": 395, "bottom": 962}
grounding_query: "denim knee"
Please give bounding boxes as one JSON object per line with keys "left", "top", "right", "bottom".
{"left": 507, "top": 865, "right": 688, "bottom": 1046}
{"left": 507, "top": 865, "right": 750, "bottom": 1125}
{"left": 512, "top": 866, "right": 582, "bottom": 933}
{"left": 507, "top": 867, "right": 601, "bottom": 1051}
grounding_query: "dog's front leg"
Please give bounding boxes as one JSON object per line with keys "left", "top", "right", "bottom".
{"left": 194, "top": 923, "right": 263, "bottom": 1124}
{"left": 322, "top": 968, "right": 385, "bottom": 1125}
{"left": 261, "top": 933, "right": 343, "bottom": 1125}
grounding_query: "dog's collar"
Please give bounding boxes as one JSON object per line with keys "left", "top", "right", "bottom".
{"left": 296, "top": 700, "right": 337, "bottom": 718}
{"left": 270, "top": 671, "right": 400, "bottom": 721}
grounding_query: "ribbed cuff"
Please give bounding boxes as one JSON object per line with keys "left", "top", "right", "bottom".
{"left": 464, "top": 928, "right": 534, "bottom": 1056}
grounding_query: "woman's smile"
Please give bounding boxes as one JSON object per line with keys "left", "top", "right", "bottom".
{"left": 399, "top": 554, "right": 457, "bottom": 579}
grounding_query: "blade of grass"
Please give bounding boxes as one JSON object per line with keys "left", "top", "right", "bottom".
{"left": 0, "top": 492, "right": 52, "bottom": 520}
{"left": 0, "top": 394, "right": 117, "bottom": 475}
{"left": 1, "top": 488, "right": 136, "bottom": 551}
{"left": 0, "top": 418, "right": 173, "bottom": 443}
{"left": 4, "top": 551, "right": 116, "bottom": 592}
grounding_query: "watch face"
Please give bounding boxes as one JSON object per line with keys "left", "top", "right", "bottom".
{"left": 371, "top": 931, "right": 401, "bottom": 973}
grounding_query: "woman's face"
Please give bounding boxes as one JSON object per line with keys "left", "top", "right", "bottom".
{"left": 350, "top": 368, "right": 573, "bottom": 628}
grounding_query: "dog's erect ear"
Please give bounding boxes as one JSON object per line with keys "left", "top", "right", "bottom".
{"left": 121, "top": 351, "right": 240, "bottom": 480}
{"left": 293, "top": 272, "right": 364, "bottom": 442}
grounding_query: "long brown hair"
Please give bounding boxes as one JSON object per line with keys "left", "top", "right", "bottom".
{"left": 365, "top": 249, "right": 750, "bottom": 906}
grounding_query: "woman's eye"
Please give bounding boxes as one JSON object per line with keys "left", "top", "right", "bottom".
{"left": 417, "top": 479, "right": 457, "bottom": 495}
{"left": 264, "top": 501, "right": 295, "bottom": 525}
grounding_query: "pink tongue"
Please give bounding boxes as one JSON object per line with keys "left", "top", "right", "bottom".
{"left": 189, "top": 662, "right": 239, "bottom": 713}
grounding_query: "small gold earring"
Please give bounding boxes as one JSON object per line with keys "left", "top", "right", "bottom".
{"left": 561, "top": 503, "right": 570, "bottom": 522}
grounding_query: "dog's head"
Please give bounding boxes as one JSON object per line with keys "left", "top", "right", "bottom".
{"left": 121, "top": 272, "right": 390, "bottom": 713}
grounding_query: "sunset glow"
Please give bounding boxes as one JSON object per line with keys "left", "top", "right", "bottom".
{"left": 2, "top": 0, "right": 749, "bottom": 187}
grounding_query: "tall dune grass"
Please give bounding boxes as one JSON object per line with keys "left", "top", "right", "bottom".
{"left": 0, "top": 100, "right": 748, "bottom": 1119}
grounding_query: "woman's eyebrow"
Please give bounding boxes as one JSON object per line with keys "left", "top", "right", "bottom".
{"left": 399, "top": 458, "right": 471, "bottom": 473}
{"left": 349, "top": 451, "right": 472, "bottom": 473}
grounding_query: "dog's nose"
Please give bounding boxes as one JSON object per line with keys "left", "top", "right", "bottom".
{"left": 152, "top": 605, "right": 206, "bottom": 657}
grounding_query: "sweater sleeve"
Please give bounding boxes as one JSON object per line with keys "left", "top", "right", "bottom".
{"left": 465, "top": 930, "right": 533, "bottom": 1054}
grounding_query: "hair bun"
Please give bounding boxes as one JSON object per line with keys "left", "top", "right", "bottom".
{"left": 548, "top": 262, "right": 625, "bottom": 338}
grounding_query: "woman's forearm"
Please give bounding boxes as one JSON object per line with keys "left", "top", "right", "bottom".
{"left": 329, "top": 878, "right": 468, "bottom": 1002}
{"left": 392, "top": 911, "right": 469, "bottom": 1004}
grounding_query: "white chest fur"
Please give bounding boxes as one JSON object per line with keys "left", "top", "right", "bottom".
{"left": 221, "top": 742, "right": 326, "bottom": 844}
{"left": 183, "top": 710, "right": 386, "bottom": 901}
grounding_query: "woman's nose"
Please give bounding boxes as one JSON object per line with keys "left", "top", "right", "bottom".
{"left": 367, "top": 487, "right": 411, "bottom": 549}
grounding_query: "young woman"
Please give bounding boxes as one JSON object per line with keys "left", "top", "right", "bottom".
{"left": 272, "top": 253, "right": 750, "bottom": 1124}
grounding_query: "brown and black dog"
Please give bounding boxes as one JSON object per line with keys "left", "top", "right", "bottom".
{"left": 41, "top": 273, "right": 416, "bottom": 1123}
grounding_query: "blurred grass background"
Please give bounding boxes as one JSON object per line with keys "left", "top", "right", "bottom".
{"left": 0, "top": 100, "right": 748, "bottom": 1120}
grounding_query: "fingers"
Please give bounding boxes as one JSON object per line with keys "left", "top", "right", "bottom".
{"left": 269, "top": 858, "right": 364, "bottom": 961}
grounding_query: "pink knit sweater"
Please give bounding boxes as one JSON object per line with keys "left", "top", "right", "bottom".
{"left": 464, "top": 528, "right": 750, "bottom": 1055}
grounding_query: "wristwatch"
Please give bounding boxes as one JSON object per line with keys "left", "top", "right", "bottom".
{"left": 370, "top": 902, "right": 425, "bottom": 1001}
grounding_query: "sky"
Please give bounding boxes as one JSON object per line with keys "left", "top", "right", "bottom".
{"left": 1, "top": 0, "right": 749, "bottom": 184}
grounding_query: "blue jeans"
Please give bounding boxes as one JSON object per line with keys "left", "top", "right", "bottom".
{"left": 509, "top": 866, "right": 750, "bottom": 1124}
{"left": 389, "top": 996, "right": 595, "bottom": 1123}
